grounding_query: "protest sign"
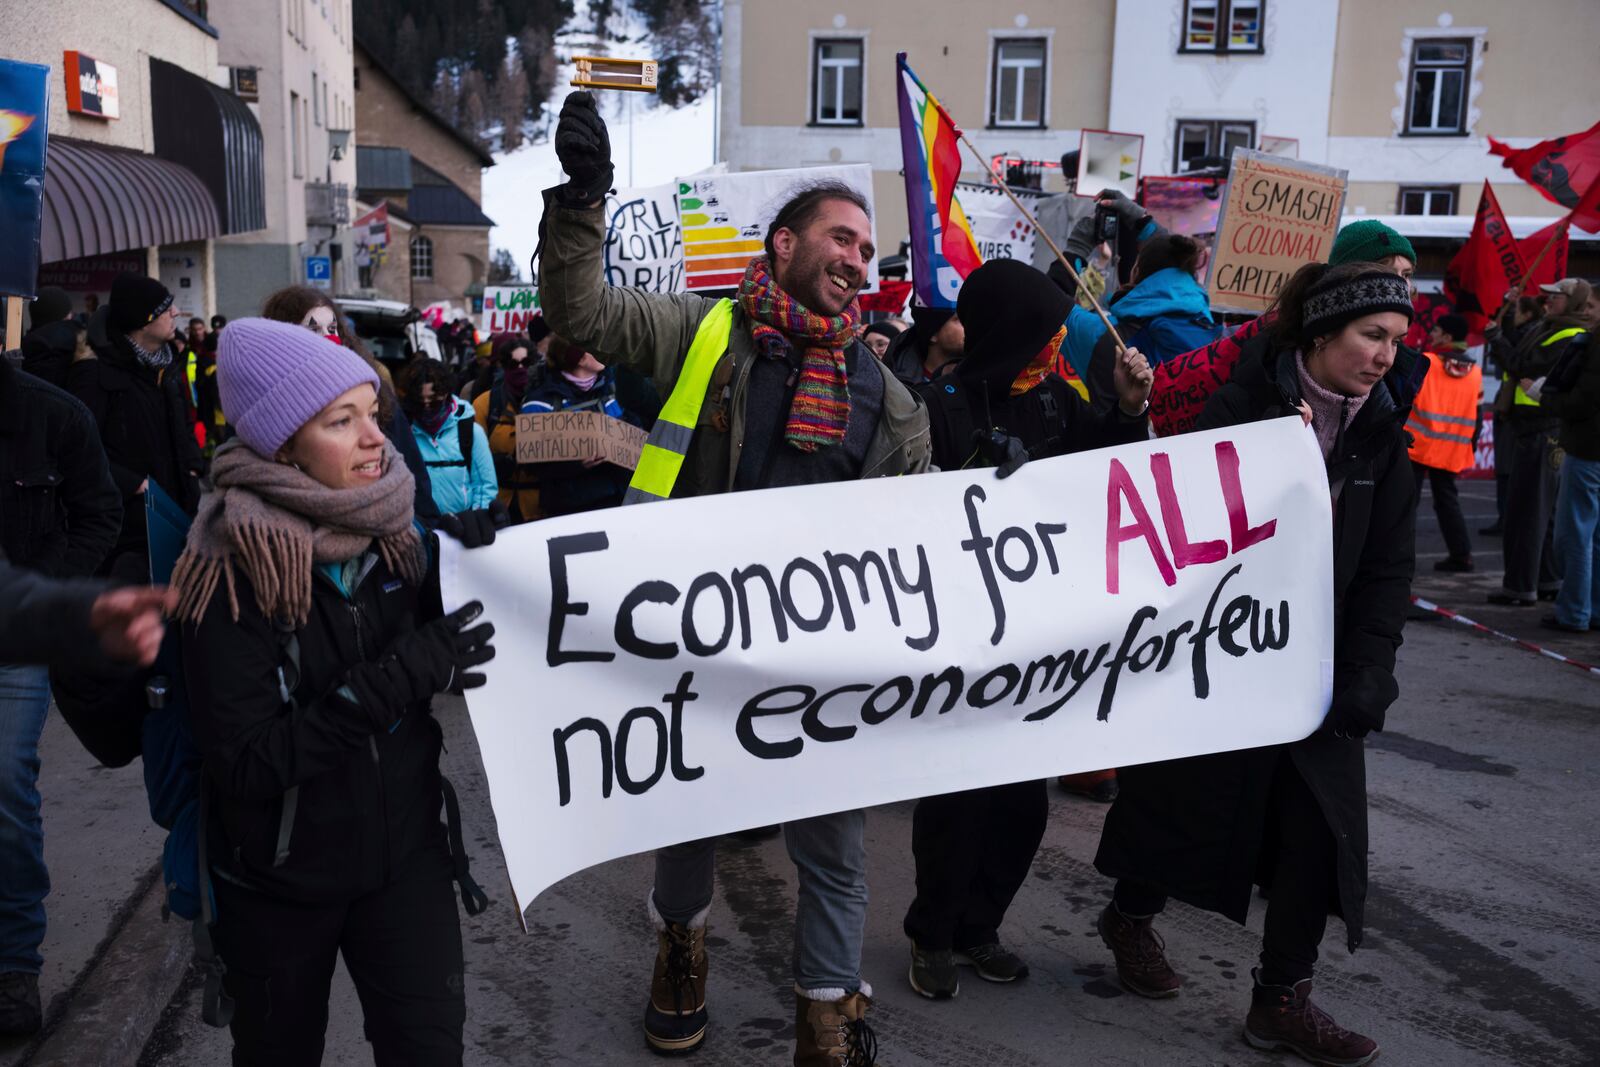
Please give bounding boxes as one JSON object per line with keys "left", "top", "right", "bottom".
{"left": 677, "top": 164, "right": 877, "bottom": 292}
{"left": 1258, "top": 136, "right": 1300, "bottom": 159}
{"left": 481, "top": 285, "right": 541, "bottom": 334}
{"left": 440, "top": 417, "right": 1335, "bottom": 918}
{"left": 1206, "top": 149, "right": 1347, "bottom": 315}
{"left": 515, "top": 411, "right": 646, "bottom": 469}
{"left": 0, "top": 60, "right": 50, "bottom": 299}
{"left": 957, "top": 181, "right": 1039, "bottom": 263}
{"left": 1077, "top": 130, "right": 1143, "bottom": 200}
{"left": 602, "top": 182, "right": 684, "bottom": 293}
{"left": 1141, "top": 176, "right": 1224, "bottom": 237}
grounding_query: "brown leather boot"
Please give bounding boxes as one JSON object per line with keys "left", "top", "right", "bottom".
{"left": 1097, "top": 903, "right": 1182, "bottom": 998}
{"left": 643, "top": 910, "right": 709, "bottom": 1055}
{"left": 794, "top": 987, "right": 877, "bottom": 1067}
{"left": 1243, "top": 969, "right": 1379, "bottom": 1066}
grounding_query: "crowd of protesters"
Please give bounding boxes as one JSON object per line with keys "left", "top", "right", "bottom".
{"left": 0, "top": 83, "right": 1594, "bottom": 1067}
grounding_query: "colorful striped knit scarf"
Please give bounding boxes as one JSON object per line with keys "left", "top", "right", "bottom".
{"left": 737, "top": 257, "right": 860, "bottom": 452}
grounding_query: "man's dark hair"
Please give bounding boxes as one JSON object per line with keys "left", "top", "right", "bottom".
{"left": 189, "top": 317, "right": 206, "bottom": 328}
{"left": 763, "top": 180, "right": 871, "bottom": 262}
{"left": 1133, "top": 234, "right": 1204, "bottom": 280}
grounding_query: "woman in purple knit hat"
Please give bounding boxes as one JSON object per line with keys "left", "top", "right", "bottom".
{"left": 173, "top": 318, "right": 496, "bottom": 1066}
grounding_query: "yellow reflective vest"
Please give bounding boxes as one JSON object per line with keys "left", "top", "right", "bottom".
{"left": 624, "top": 299, "right": 735, "bottom": 504}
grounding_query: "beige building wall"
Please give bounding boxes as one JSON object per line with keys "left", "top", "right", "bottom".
{"left": 723, "top": 0, "right": 1114, "bottom": 247}
{"left": 1328, "top": 1, "right": 1588, "bottom": 223}
{"left": 354, "top": 52, "right": 484, "bottom": 202}
{"left": 0, "top": 0, "right": 223, "bottom": 154}
{"left": 409, "top": 227, "right": 489, "bottom": 309}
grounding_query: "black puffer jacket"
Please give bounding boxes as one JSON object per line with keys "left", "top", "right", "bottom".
{"left": 68, "top": 308, "right": 202, "bottom": 565}
{"left": 1096, "top": 343, "right": 1418, "bottom": 952}
{"left": 183, "top": 551, "right": 449, "bottom": 904}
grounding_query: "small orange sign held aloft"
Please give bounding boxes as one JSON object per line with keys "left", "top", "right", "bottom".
{"left": 571, "top": 56, "right": 658, "bottom": 94}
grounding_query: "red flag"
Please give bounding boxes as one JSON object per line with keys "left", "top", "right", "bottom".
{"left": 1444, "top": 182, "right": 1525, "bottom": 334}
{"left": 1515, "top": 218, "right": 1569, "bottom": 294}
{"left": 1488, "top": 119, "right": 1600, "bottom": 230}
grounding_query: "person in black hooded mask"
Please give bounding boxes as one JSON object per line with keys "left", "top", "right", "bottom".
{"left": 902, "top": 258, "right": 1153, "bottom": 1001}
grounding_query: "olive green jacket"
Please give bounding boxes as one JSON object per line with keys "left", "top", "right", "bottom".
{"left": 538, "top": 201, "right": 931, "bottom": 498}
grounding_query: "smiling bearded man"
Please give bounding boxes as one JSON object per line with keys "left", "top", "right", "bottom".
{"left": 537, "top": 91, "right": 930, "bottom": 1066}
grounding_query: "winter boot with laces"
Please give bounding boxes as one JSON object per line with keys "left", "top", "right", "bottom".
{"left": 1243, "top": 969, "right": 1379, "bottom": 1066}
{"left": 643, "top": 897, "right": 709, "bottom": 1055}
{"left": 794, "top": 985, "right": 877, "bottom": 1067}
{"left": 1097, "top": 903, "right": 1182, "bottom": 998}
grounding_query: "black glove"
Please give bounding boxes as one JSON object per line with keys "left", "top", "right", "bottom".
{"left": 340, "top": 602, "right": 496, "bottom": 725}
{"left": 1064, "top": 215, "right": 1098, "bottom": 269}
{"left": 1095, "top": 188, "right": 1151, "bottom": 232}
{"left": 554, "top": 91, "right": 614, "bottom": 206}
{"left": 974, "top": 429, "right": 1030, "bottom": 479}
{"left": 439, "top": 509, "right": 497, "bottom": 549}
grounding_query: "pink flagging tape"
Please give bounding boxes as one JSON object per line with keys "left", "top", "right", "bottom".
{"left": 1410, "top": 596, "right": 1600, "bottom": 679}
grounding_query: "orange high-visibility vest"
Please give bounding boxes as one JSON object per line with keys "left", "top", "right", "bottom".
{"left": 1406, "top": 350, "right": 1482, "bottom": 473}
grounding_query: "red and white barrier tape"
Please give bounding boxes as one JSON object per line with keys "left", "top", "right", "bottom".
{"left": 1410, "top": 596, "right": 1600, "bottom": 679}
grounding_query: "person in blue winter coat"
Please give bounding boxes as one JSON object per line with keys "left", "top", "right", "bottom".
{"left": 520, "top": 334, "right": 658, "bottom": 517}
{"left": 399, "top": 359, "right": 498, "bottom": 519}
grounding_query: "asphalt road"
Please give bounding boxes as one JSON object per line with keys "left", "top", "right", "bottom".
{"left": 137, "top": 474, "right": 1600, "bottom": 1067}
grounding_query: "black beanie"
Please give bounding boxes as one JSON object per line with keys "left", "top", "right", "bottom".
{"left": 30, "top": 286, "right": 72, "bottom": 326}
{"left": 1435, "top": 313, "right": 1469, "bottom": 342}
{"left": 109, "top": 273, "right": 174, "bottom": 334}
{"left": 909, "top": 304, "right": 956, "bottom": 356}
{"left": 956, "top": 259, "right": 1069, "bottom": 391}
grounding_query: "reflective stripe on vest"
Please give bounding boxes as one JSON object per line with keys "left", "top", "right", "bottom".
{"left": 623, "top": 298, "right": 736, "bottom": 504}
{"left": 1515, "top": 327, "right": 1587, "bottom": 405}
{"left": 1407, "top": 351, "right": 1481, "bottom": 471}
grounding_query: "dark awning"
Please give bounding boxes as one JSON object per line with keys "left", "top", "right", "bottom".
{"left": 41, "top": 137, "right": 220, "bottom": 263}
{"left": 150, "top": 58, "right": 266, "bottom": 235}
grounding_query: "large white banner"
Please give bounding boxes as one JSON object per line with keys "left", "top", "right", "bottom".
{"left": 441, "top": 418, "right": 1334, "bottom": 920}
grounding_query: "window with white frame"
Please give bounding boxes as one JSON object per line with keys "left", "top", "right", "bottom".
{"left": 1398, "top": 185, "right": 1458, "bottom": 215}
{"left": 1174, "top": 119, "right": 1255, "bottom": 172}
{"left": 1181, "top": 0, "right": 1264, "bottom": 54}
{"left": 1405, "top": 38, "right": 1471, "bottom": 135}
{"left": 411, "top": 235, "right": 434, "bottom": 280}
{"left": 811, "top": 39, "right": 863, "bottom": 126}
{"left": 990, "top": 38, "right": 1047, "bottom": 128}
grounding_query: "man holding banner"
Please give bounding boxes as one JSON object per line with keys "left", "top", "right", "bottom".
{"left": 540, "top": 90, "right": 929, "bottom": 1065}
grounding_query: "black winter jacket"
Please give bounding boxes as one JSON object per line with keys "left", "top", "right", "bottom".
{"left": 917, "top": 374, "right": 1147, "bottom": 471}
{"left": 0, "top": 356, "right": 122, "bottom": 578}
{"left": 69, "top": 309, "right": 202, "bottom": 566}
{"left": 1096, "top": 344, "right": 1418, "bottom": 952}
{"left": 19, "top": 319, "right": 80, "bottom": 390}
{"left": 183, "top": 550, "right": 449, "bottom": 904}
{"left": 1538, "top": 331, "right": 1598, "bottom": 461}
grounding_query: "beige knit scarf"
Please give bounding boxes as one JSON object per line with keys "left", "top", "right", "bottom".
{"left": 171, "top": 438, "right": 425, "bottom": 626}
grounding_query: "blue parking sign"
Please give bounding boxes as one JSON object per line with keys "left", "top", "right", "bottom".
{"left": 305, "top": 255, "right": 332, "bottom": 289}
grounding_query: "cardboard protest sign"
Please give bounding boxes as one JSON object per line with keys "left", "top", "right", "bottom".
{"left": 677, "top": 164, "right": 877, "bottom": 293}
{"left": 515, "top": 411, "right": 646, "bottom": 469}
{"left": 1206, "top": 149, "right": 1347, "bottom": 314}
{"left": 481, "top": 285, "right": 541, "bottom": 334}
{"left": 441, "top": 417, "right": 1335, "bottom": 918}
{"left": 1259, "top": 136, "right": 1300, "bottom": 159}
{"left": 1077, "top": 129, "right": 1143, "bottom": 200}
{"left": 602, "top": 182, "right": 684, "bottom": 293}
{"left": 957, "top": 181, "right": 1038, "bottom": 263}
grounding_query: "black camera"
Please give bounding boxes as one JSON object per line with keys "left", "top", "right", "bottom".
{"left": 1094, "top": 204, "right": 1120, "bottom": 244}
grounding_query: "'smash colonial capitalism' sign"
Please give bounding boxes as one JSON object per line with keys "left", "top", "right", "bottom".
{"left": 1206, "top": 149, "right": 1348, "bottom": 315}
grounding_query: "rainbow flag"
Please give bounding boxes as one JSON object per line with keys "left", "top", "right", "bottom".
{"left": 897, "top": 53, "right": 982, "bottom": 308}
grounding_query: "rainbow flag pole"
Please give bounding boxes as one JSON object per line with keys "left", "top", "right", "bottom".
{"left": 895, "top": 52, "right": 1126, "bottom": 351}
{"left": 896, "top": 53, "right": 981, "bottom": 308}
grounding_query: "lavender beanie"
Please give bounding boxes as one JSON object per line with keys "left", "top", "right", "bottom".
{"left": 217, "top": 317, "right": 380, "bottom": 456}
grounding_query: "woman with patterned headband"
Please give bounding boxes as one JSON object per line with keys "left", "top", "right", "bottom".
{"left": 1093, "top": 262, "right": 1417, "bottom": 1067}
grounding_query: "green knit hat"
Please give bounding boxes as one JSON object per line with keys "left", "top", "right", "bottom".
{"left": 1328, "top": 219, "right": 1416, "bottom": 267}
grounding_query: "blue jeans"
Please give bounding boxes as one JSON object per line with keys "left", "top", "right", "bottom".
{"left": 0, "top": 664, "right": 51, "bottom": 975}
{"left": 654, "top": 810, "right": 868, "bottom": 992}
{"left": 1552, "top": 455, "right": 1600, "bottom": 628}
